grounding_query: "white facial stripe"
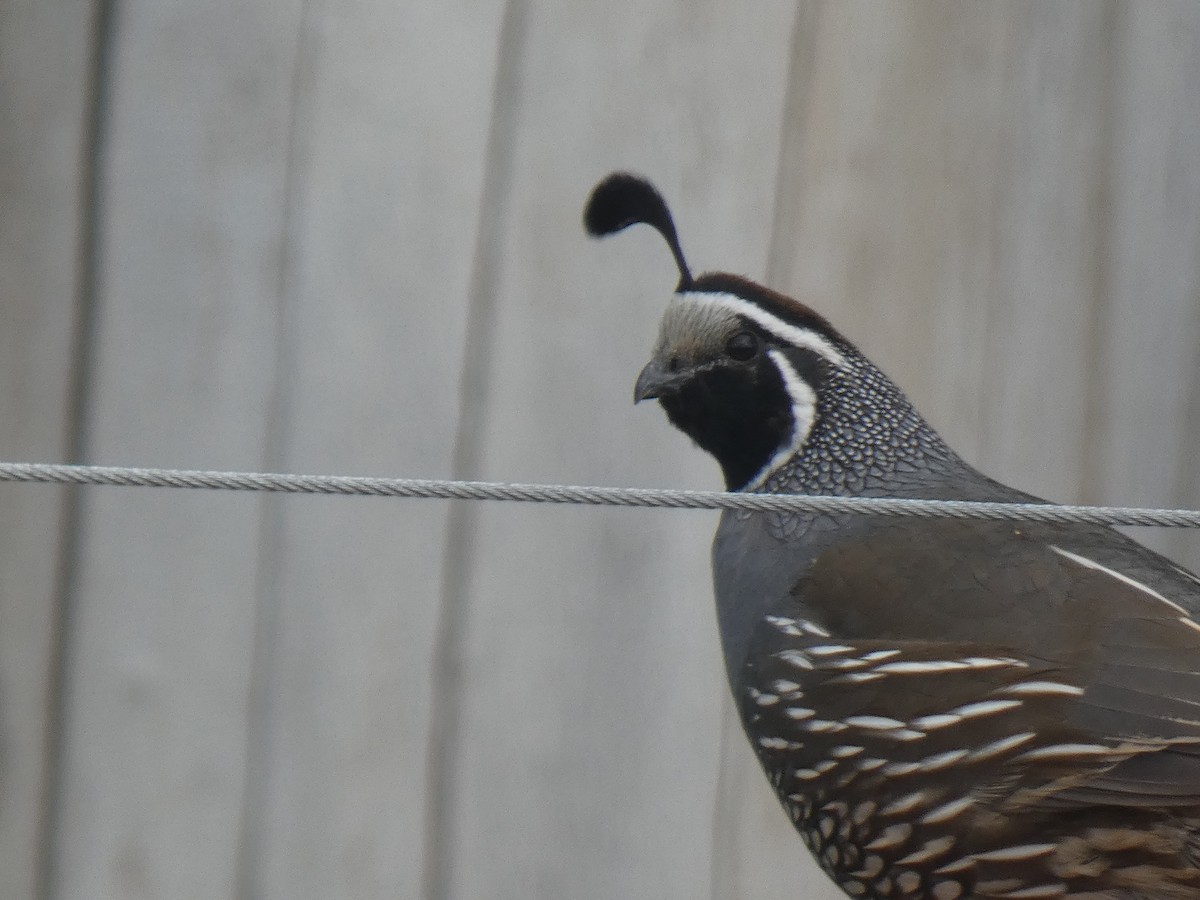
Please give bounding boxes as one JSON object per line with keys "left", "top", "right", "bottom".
{"left": 681, "top": 291, "right": 847, "bottom": 369}
{"left": 744, "top": 349, "right": 816, "bottom": 491}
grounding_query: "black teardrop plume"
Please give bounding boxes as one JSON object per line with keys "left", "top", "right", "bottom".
{"left": 584, "top": 172, "right": 693, "bottom": 290}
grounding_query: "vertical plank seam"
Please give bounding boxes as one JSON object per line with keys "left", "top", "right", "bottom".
{"left": 1077, "top": 0, "right": 1120, "bottom": 506}
{"left": 707, "top": 707, "right": 740, "bottom": 900}
{"left": 975, "top": 11, "right": 1020, "bottom": 483}
{"left": 420, "top": 3, "right": 529, "bottom": 898}
{"left": 1165, "top": 9, "right": 1200, "bottom": 554}
{"left": 233, "top": 0, "right": 322, "bottom": 896}
{"left": 765, "top": 2, "right": 823, "bottom": 296}
{"left": 33, "top": 0, "right": 119, "bottom": 897}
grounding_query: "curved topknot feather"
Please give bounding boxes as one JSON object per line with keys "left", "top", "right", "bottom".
{"left": 584, "top": 172, "right": 693, "bottom": 290}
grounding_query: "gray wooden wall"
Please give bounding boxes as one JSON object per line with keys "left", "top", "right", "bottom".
{"left": 4, "top": 3, "right": 1200, "bottom": 899}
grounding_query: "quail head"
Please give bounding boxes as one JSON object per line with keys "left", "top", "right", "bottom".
{"left": 585, "top": 172, "right": 1200, "bottom": 900}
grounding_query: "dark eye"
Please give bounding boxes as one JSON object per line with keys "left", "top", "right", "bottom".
{"left": 725, "top": 331, "right": 759, "bottom": 361}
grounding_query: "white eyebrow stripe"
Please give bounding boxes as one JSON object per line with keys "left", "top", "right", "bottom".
{"left": 744, "top": 349, "right": 816, "bottom": 490}
{"left": 684, "top": 291, "right": 847, "bottom": 368}
{"left": 1049, "top": 545, "right": 1192, "bottom": 617}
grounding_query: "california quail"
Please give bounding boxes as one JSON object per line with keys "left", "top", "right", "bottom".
{"left": 585, "top": 172, "right": 1200, "bottom": 900}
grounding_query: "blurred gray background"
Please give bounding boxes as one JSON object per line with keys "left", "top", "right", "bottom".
{"left": 4, "top": 2, "right": 1200, "bottom": 899}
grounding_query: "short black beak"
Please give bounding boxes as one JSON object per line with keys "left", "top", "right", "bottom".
{"left": 634, "top": 357, "right": 688, "bottom": 403}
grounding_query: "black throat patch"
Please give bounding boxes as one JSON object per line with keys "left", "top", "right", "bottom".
{"left": 659, "top": 357, "right": 796, "bottom": 491}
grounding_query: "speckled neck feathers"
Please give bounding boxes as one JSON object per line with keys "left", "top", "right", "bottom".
{"left": 762, "top": 344, "right": 966, "bottom": 499}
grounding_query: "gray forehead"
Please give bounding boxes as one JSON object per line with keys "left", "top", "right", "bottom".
{"left": 655, "top": 291, "right": 849, "bottom": 370}
{"left": 655, "top": 296, "right": 742, "bottom": 351}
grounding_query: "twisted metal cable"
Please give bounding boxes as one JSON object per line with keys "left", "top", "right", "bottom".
{"left": 2, "top": 461, "right": 1200, "bottom": 528}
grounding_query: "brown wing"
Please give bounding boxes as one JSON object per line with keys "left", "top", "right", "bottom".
{"left": 741, "top": 623, "right": 1200, "bottom": 898}
{"left": 764, "top": 516, "right": 1200, "bottom": 812}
